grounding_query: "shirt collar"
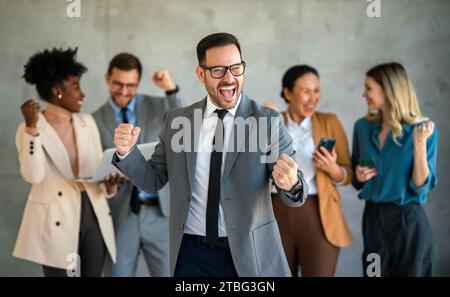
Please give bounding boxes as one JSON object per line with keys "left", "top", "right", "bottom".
{"left": 286, "top": 112, "right": 312, "bottom": 130}
{"left": 372, "top": 120, "right": 413, "bottom": 134}
{"left": 108, "top": 96, "right": 137, "bottom": 115}
{"left": 204, "top": 94, "right": 242, "bottom": 119}
{"left": 371, "top": 120, "right": 415, "bottom": 148}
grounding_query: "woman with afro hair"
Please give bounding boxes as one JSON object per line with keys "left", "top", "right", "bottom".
{"left": 14, "top": 47, "right": 120, "bottom": 277}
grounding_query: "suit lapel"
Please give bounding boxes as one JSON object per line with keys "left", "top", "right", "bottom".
{"left": 99, "top": 103, "right": 117, "bottom": 141}
{"left": 72, "top": 114, "right": 91, "bottom": 179}
{"left": 38, "top": 113, "right": 75, "bottom": 180}
{"left": 135, "top": 96, "right": 147, "bottom": 142}
{"left": 221, "top": 94, "right": 254, "bottom": 182}
{"left": 312, "top": 113, "right": 328, "bottom": 182}
{"left": 312, "top": 113, "right": 323, "bottom": 146}
{"left": 101, "top": 97, "right": 146, "bottom": 144}
{"left": 185, "top": 99, "right": 207, "bottom": 191}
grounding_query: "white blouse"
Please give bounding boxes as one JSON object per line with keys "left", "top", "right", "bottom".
{"left": 285, "top": 113, "right": 318, "bottom": 195}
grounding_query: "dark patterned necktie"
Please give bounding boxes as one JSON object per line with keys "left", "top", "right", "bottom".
{"left": 206, "top": 109, "right": 228, "bottom": 246}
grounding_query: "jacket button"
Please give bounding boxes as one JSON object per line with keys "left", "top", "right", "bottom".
{"left": 55, "top": 221, "right": 60, "bottom": 226}
{"left": 58, "top": 191, "right": 62, "bottom": 196}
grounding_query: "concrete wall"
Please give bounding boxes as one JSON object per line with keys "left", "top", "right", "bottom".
{"left": 0, "top": 0, "right": 449, "bottom": 276}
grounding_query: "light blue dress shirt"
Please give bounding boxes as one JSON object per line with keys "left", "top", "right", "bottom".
{"left": 351, "top": 117, "right": 438, "bottom": 206}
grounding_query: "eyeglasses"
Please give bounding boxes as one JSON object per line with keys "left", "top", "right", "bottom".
{"left": 200, "top": 62, "right": 246, "bottom": 79}
{"left": 111, "top": 81, "right": 138, "bottom": 91}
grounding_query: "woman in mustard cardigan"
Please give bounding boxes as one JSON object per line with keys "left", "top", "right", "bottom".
{"left": 269, "top": 65, "right": 353, "bottom": 276}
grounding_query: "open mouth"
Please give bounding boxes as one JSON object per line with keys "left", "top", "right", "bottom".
{"left": 304, "top": 104, "right": 315, "bottom": 113}
{"left": 115, "top": 95, "right": 131, "bottom": 103}
{"left": 218, "top": 85, "right": 236, "bottom": 100}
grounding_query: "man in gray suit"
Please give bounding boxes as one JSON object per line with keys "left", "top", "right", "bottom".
{"left": 112, "top": 33, "right": 308, "bottom": 277}
{"left": 93, "top": 53, "right": 181, "bottom": 276}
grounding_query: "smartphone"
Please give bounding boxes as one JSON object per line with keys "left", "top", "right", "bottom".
{"left": 317, "top": 138, "right": 336, "bottom": 153}
{"left": 359, "top": 158, "right": 376, "bottom": 169}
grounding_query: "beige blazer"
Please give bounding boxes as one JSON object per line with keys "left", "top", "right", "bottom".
{"left": 13, "top": 112, "right": 116, "bottom": 269}
{"left": 282, "top": 111, "right": 353, "bottom": 247}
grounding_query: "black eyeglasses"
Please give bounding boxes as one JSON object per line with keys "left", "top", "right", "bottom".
{"left": 111, "top": 81, "right": 138, "bottom": 91}
{"left": 200, "top": 62, "right": 246, "bottom": 79}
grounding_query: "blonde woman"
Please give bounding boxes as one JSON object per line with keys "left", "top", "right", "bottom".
{"left": 352, "top": 62, "right": 438, "bottom": 276}
{"left": 15, "top": 48, "right": 119, "bottom": 276}
{"left": 270, "top": 65, "right": 353, "bottom": 276}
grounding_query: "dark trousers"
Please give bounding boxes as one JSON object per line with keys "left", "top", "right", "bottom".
{"left": 43, "top": 192, "right": 107, "bottom": 277}
{"left": 362, "top": 201, "right": 434, "bottom": 277}
{"left": 174, "top": 234, "right": 238, "bottom": 277}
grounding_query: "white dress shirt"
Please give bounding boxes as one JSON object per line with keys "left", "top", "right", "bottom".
{"left": 184, "top": 95, "right": 241, "bottom": 237}
{"left": 285, "top": 113, "right": 318, "bottom": 195}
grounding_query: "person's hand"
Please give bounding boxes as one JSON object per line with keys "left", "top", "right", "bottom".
{"left": 114, "top": 123, "right": 140, "bottom": 156}
{"left": 273, "top": 153, "right": 299, "bottom": 191}
{"left": 264, "top": 102, "right": 280, "bottom": 112}
{"left": 21, "top": 98, "right": 40, "bottom": 128}
{"left": 414, "top": 120, "right": 434, "bottom": 144}
{"left": 313, "top": 147, "right": 340, "bottom": 173}
{"left": 103, "top": 173, "right": 123, "bottom": 195}
{"left": 152, "top": 69, "right": 176, "bottom": 91}
{"left": 355, "top": 165, "right": 377, "bottom": 183}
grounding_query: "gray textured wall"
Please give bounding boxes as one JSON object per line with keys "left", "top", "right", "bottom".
{"left": 0, "top": 0, "right": 449, "bottom": 276}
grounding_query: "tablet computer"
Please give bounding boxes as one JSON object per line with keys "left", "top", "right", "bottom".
{"left": 74, "top": 142, "right": 159, "bottom": 183}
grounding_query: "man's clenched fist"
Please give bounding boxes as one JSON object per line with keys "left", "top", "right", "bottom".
{"left": 114, "top": 123, "right": 141, "bottom": 156}
{"left": 272, "top": 153, "right": 299, "bottom": 191}
{"left": 152, "top": 69, "right": 176, "bottom": 91}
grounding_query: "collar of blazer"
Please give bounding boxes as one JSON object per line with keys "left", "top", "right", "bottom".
{"left": 99, "top": 103, "right": 118, "bottom": 141}
{"left": 100, "top": 95, "right": 151, "bottom": 142}
{"left": 184, "top": 94, "right": 254, "bottom": 188}
{"left": 36, "top": 112, "right": 89, "bottom": 180}
{"left": 221, "top": 93, "right": 253, "bottom": 181}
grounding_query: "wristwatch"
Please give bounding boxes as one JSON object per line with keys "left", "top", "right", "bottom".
{"left": 288, "top": 178, "right": 302, "bottom": 194}
{"left": 165, "top": 85, "right": 179, "bottom": 95}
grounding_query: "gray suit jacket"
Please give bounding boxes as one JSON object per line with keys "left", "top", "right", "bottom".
{"left": 112, "top": 94, "right": 308, "bottom": 276}
{"left": 93, "top": 93, "right": 180, "bottom": 229}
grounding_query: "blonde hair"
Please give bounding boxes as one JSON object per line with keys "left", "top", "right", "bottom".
{"left": 366, "top": 62, "right": 426, "bottom": 142}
